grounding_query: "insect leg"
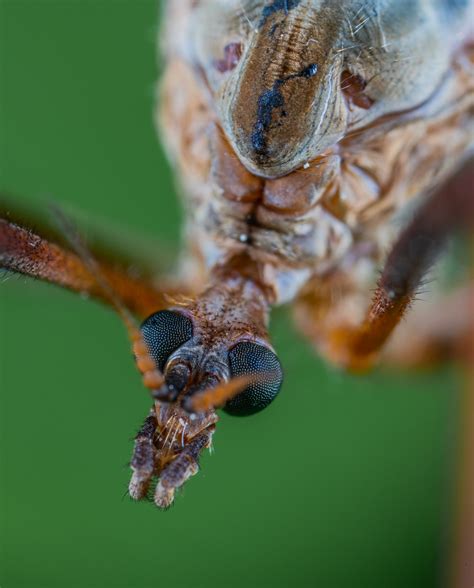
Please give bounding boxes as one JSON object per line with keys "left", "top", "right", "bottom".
{"left": 128, "top": 410, "right": 158, "bottom": 500}
{"left": 0, "top": 218, "right": 173, "bottom": 318}
{"left": 381, "top": 282, "right": 474, "bottom": 367}
{"left": 325, "top": 160, "right": 473, "bottom": 372}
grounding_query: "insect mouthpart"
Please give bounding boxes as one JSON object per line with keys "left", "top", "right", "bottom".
{"left": 128, "top": 401, "right": 218, "bottom": 509}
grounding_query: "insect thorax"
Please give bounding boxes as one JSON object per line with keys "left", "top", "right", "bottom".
{"left": 158, "top": 0, "right": 473, "bottom": 303}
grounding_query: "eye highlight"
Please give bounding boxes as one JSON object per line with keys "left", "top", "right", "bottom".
{"left": 225, "top": 341, "right": 283, "bottom": 416}
{"left": 141, "top": 310, "right": 193, "bottom": 371}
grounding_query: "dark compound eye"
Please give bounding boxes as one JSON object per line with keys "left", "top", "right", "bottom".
{"left": 140, "top": 310, "right": 193, "bottom": 371}
{"left": 225, "top": 341, "right": 283, "bottom": 416}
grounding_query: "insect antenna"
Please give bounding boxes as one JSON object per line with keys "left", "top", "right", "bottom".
{"left": 49, "top": 204, "right": 164, "bottom": 391}
{"left": 185, "top": 371, "right": 281, "bottom": 413}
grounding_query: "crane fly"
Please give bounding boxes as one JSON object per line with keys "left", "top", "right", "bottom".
{"left": 1, "top": 0, "right": 473, "bottom": 509}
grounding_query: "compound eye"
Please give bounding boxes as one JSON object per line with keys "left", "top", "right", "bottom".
{"left": 225, "top": 342, "right": 283, "bottom": 416}
{"left": 140, "top": 310, "right": 193, "bottom": 371}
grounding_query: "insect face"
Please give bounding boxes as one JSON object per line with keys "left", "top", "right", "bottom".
{"left": 140, "top": 280, "right": 283, "bottom": 415}
{"left": 129, "top": 276, "right": 283, "bottom": 507}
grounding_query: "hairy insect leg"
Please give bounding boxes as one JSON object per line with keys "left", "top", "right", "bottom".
{"left": 321, "top": 161, "right": 473, "bottom": 371}
{"left": 154, "top": 428, "right": 214, "bottom": 509}
{"left": 129, "top": 410, "right": 158, "bottom": 500}
{"left": 0, "top": 219, "right": 173, "bottom": 319}
{"left": 381, "top": 282, "right": 474, "bottom": 368}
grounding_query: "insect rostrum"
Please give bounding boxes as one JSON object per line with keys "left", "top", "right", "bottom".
{"left": 1, "top": 0, "right": 472, "bottom": 508}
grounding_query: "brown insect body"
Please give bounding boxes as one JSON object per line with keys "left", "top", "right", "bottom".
{"left": 137, "top": 0, "right": 472, "bottom": 504}
{"left": 161, "top": 0, "right": 472, "bottom": 305}
{"left": 1, "top": 0, "right": 473, "bottom": 509}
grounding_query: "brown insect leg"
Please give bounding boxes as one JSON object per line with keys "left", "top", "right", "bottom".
{"left": 382, "top": 283, "right": 474, "bottom": 368}
{"left": 154, "top": 428, "right": 214, "bottom": 509}
{"left": 326, "top": 160, "right": 473, "bottom": 372}
{"left": 0, "top": 219, "right": 171, "bottom": 319}
{"left": 128, "top": 410, "right": 158, "bottom": 500}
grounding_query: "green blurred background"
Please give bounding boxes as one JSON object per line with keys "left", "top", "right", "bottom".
{"left": 0, "top": 2, "right": 461, "bottom": 587}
